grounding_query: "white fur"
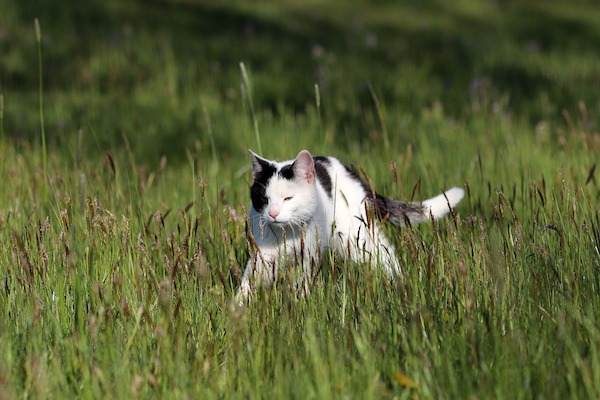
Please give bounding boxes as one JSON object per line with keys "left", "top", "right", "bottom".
{"left": 422, "top": 187, "right": 464, "bottom": 220}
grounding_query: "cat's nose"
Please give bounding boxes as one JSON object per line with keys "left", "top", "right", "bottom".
{"left": 269, "top": 208, "right": 280, "bottom": 219}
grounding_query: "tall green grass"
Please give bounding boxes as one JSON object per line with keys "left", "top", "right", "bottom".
{"left": 1, "top": 0, "right": 599, "bottom": 398}
{"left": 1, "top": 101, "right": 598, "bottom": 398}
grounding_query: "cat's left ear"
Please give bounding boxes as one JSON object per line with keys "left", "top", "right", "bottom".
{"left": 249, "top": 150, "right": 272, "bottom": 181}
{"left": 293, "top": 150, "right": 316, "bottom": 184}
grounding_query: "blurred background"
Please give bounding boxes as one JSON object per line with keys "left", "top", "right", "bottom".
{"left": 2, "top": 0, "right": 599, "bottom": 165}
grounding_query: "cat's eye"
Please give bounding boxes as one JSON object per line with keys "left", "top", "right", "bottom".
{"left": 283, "top": 196, "right": 293, "bottom": 201}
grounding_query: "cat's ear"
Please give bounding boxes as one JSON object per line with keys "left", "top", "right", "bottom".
{"left": 249, "top": 150, "right": 272, "bottom": 181}
{"left": 292, "top": 150, "right": 316, "bottom": 184}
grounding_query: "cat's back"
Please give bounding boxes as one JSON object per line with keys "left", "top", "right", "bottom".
{"left": 313, "top": 155, "right": 368, "bottom": 206}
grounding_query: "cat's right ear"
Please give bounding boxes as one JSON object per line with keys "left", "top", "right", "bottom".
{"left": 248, "top": 150, "right": 271, "bottom": 181}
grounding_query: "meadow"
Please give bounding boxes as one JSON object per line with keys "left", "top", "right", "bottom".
{"left": 1, "top": 0, "right": 599, "bottom": 398}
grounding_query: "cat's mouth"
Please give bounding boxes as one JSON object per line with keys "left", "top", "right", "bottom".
{"left": 267, "top": 216, "right": 290, "bottom": 226}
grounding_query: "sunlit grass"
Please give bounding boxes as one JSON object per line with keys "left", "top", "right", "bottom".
{"left": 1, "top": 99, "right": 598, "bottom": 397}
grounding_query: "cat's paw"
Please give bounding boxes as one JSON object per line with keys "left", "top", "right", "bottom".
{"left": 235, "top": 280, "right": 252, "bottom": 306}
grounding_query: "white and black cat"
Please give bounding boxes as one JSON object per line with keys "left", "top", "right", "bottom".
{"left": 237, "top": 149, "right": 464, "bottom": 301}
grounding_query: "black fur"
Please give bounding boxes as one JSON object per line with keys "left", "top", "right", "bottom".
{"left": 314, "top": 157, "right": 332, "bottom": 198}
{"left": 279, "top": 163, "right": 295, "bottom": 180}
{"left": 250, "top": 161, "right": 277, "bottom": 213}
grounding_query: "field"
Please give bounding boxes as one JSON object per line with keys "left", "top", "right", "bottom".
{"left": 1, "top": 0, "right": 600, "bottom": 398}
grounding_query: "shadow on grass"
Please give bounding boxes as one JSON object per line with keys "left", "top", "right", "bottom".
{"left": 3, "top": 0, "right": 600, "bottom": 162}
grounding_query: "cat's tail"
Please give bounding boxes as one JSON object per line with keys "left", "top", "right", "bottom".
{"left": 373, "top": 187, "right": 465, "bottom": 226}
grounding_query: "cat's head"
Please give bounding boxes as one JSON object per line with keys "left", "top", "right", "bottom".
{"left": 249, "top": 150, "right": 318, "bottom": 226}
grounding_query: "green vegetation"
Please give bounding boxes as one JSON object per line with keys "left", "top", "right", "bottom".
{"left": 1, "top": 0, "right": 599, "bottom": 398}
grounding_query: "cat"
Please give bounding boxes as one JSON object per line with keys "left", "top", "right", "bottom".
{"left": 237, "top": 149, "right": 464, "bottom": 302}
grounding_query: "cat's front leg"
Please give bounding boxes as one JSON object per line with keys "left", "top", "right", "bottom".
{"left": 236, "top": 251, "right": 277, "bottom": 304}
{"left": 236, "top": 262, "right": 254, "bottom": 304}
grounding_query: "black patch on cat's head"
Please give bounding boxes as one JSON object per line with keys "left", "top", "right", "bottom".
{"left": 314, "top": 157, "right": 332, "bottom": 198}
{"left": 250, "top": 183, "right": 269, "bottom": 213}
{"left": 278, "top": 163, "right": 295, "bottom": 180}
{"left": 249, "top": 155, "right": 277, "bottom": 213}
{"left": 250, "top": 151, "right": 275, "bottom": 181}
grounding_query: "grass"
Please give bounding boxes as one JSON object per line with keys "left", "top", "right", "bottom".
{"left": 1, "top": 0, "right": 600, "bottom": 398}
